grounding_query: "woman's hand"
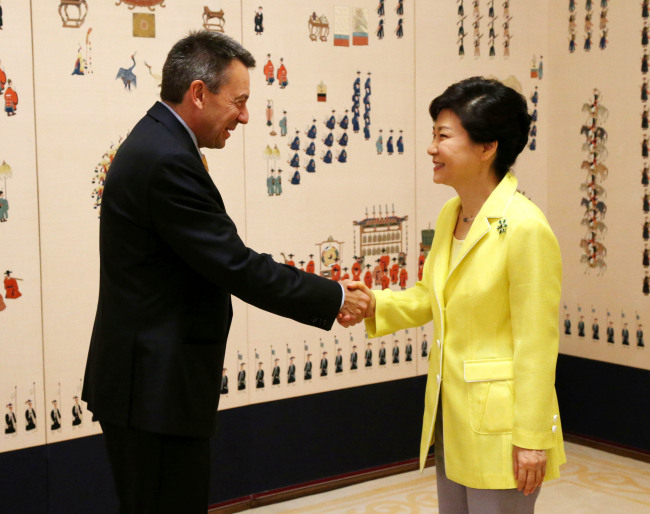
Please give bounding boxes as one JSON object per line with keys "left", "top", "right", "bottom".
{"left": 512, "top": 446, "right": 546, "bottom": 495}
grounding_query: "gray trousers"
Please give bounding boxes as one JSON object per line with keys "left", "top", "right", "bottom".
{"left": 434, "top": 407, "right": 540, "bottom": 514}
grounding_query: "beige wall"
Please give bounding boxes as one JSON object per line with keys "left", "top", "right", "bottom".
{"left": 1, "top": 0, "right": 646, "bottom": 455}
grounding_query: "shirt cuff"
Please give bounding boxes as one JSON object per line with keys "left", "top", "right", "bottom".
{"left": 339, "top": 283, "right": 345, "bottom": 309}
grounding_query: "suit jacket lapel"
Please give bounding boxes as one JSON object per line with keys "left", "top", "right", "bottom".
{"left": 442, "top": 173, "right": 519, "bottom": 294}
{"left": 432, "top": 197, "right": 460, "bottom": 309}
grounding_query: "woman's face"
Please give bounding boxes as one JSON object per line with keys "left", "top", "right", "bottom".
{"left": 427, "top": 109, "right": 487, "bottom": 188}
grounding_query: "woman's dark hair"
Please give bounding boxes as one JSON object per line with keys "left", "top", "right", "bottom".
{"left": 429, "top": 76, "right": 531, "bottom": 180}
{"left": 161, "top": 31, "right": 256, "bottom": 103}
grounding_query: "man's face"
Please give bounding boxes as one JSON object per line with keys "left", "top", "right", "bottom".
{"left": 198, "top": 59, "right": 250, "bottom": 149}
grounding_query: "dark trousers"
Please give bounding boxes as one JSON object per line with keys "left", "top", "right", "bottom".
{"left": 100, "top": 420, "right": 210, "bottom": 514}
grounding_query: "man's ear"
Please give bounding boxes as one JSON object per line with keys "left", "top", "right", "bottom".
{"left": 188, "top": 80, "right": 206, "bottom": 109}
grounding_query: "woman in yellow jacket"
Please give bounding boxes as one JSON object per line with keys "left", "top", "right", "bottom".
{"left": 353, "top": 77, "right": 565, "bottom": 513}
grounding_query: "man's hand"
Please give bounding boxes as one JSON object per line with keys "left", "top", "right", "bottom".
{"left": 513, "top": 445, "right": 546, "bottom": 495}
{"left": 337, "top": 281, "right": 375, "bottom": 327}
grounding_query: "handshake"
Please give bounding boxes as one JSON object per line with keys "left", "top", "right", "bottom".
{"left": 336, "top": 280, "right": 376, "bottom": 328}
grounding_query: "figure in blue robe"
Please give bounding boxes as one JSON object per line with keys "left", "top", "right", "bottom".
{"left": 325, "top": 112, "right": 336, "bottom": 130}
{"left": 352, "top": 114, "right": 360, "bottom": 133}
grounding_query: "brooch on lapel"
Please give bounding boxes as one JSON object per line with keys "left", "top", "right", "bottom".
{"left": 497, "top": 218, "right": 508, "bottom": 234}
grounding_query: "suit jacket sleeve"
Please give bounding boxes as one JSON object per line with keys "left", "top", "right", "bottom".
{"left": 365, "top": 252, "right": 434, "bottom": 338}
{"left": 507, "top": 216, "right": 562, "bottom": 449}
{"left": 148, "top": 151, "right": 341, "bottom": 329}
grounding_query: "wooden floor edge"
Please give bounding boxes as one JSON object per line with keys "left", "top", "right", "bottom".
{"left": 208, "top": 455, "right": 436, "bottom": 513}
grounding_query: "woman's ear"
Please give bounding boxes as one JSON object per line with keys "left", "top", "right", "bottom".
{"left": 481, "top": 140, "right": 498, "bottom": 162}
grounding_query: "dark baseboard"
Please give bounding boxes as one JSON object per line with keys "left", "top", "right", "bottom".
{"left": 207, "top": 432, "right": 650, "bottom": 513}
{"left": 564, "top": 432, "right": 650, "bottom": 464}
{"left": 208, "top": 455, "right": 436, "bottom": 513}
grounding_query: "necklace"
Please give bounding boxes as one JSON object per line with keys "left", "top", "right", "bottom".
{"left": 461, "top": 209, "right": 476, "bottom": 222}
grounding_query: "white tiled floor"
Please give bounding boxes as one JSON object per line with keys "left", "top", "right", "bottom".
{"left": 245, "top": 443, "right": 650, "bottom": 513}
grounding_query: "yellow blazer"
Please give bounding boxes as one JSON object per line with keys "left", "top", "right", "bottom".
{"left": 366, "top": 173, "right": 566, "bottom": 489}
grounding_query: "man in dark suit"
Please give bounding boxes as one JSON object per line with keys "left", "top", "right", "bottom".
{"left": 392, "top": 339, "right": 399, "bottom": 364}
{"left": 82, "top": 31, "right": 369, "bottom": 514}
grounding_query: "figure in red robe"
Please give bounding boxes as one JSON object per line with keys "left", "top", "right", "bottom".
{"left": 399, "top": 267, "right": 408, "bottom": 290}
{"left": 389, "top": 258, "right": 399, "bottom": 284}
{"left": 4, "top": 79, "right": 18, "bottom": 116}
{"left": 380, "top": 273, "right": 390, "bottom": 290}
{"left": 306, "top": 255, "right": 315, "bottom": 274}
{"left": 351, "top": 257, "right": 362, "bottom": 281}
{"left": 331, "top": 259, "right": 341, "bottom": 281}
{"left": 340, "top": 267, "right": 350, "bottom": 281}
{"left": 363, "top": 265, "right": 373, "bottom": 289}
{"left": 373, "top": 261, "right": 383, "bottom": 285}
{"left": 418, "top": 249, "right": 426, "bottom": 281}
{"left": 4, "top": 271, "right": 22, "bottom": 299}
{"left": 263, "top": 55, "right": 274, "bottom": 85}
{"left": 379, "top": 251, "right": 390, "bottom": 272}
{"left": 277, "top": 58, "right": 288, "bottom": 88}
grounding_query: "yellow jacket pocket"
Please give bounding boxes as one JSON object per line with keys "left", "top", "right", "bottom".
{"left": 465, "top": 358, "right": 514, "bottom": 434}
